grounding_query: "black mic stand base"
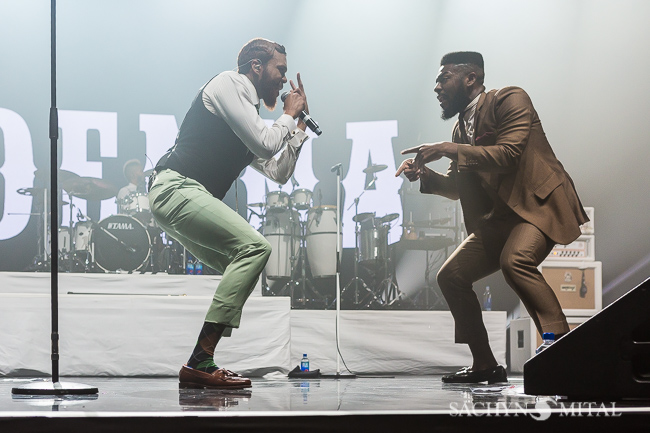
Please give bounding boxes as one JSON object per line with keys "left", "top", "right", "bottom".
{"left": 320, "top": 373, "right": 357, "bottom": 379}
{"left": 12, "top": 380, "right": 98, "bottom": 396}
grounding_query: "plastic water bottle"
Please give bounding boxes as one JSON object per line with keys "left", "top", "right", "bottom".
{"left": 536, "top": 332, "right": 555, "bottom": 354}
{"left": 186, "top": 260, "right": 194, "bottom": 275}
{"left": 195, "top": 261, "right": 203, "bottom": 275}
{"left": 300, "top": 354, "right": 310, "bottom": 372}
{"left": 483, "top": 286, "right": 492, "bottom": 311}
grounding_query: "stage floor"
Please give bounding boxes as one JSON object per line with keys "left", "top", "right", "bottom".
{"left": 2, "top": 375, "right": 649, "bottom": 432}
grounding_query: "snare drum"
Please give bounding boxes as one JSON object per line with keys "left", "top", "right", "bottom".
{"left": 290, "top": 188, "right": 312, "bottom": 210}
{"left": 262, "top": 210, "right": 299, "bottom": 279}
{"left": 305, "top": 206, "right": 341, "bottom": 278}
{"left": 265, "top": 191, "right": 290, "bottom": 213}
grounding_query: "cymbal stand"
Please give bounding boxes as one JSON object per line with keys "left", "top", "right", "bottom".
{"left": 64, "top": 193, "right": 76, "bottom": 272}
{"left": 17, "top": 187, "right": 50, "bottom": 270}
{"left": 340, "top": 195, "right": 380, "bottom": 308}
{"left": 376, "top": 224, "right": 400, "bottom": 305}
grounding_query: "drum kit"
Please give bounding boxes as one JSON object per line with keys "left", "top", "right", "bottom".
{"left": 29, "top": 169, "right": 183, "bottom": 274}
{"left": 253, "top": 183, "right": 340, "bottom": 307}
{"left": 338, "top": 164, "right": 404, "bottom": 308}
{"left": 256, "top": 164, "right": 408, "bottom": 308}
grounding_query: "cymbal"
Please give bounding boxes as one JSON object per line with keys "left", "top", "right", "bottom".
{"left": 59, "top": 169, "right": 81, "bottom": 183}
{"left": 16, "top": 187, "right": 45, "bottom": 196}
{"left": 362, "top": 164, "right": 388, "bottom": 174}
{"left": 377, "top": 213, "right": 399, "bottom": 224}
{"left": 62, "top": 177, "right": 118, "bottom": 200}
{"left": 248, "top": 202, "right": 265, "bottom": 208}
{"left": 352, "top": 212, "right": 375, "bottom": 223}
{"left": 405, "top": 218, "right": 452, "bottom": 227}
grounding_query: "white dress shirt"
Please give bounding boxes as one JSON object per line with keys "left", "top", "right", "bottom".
{"left": 201, "top": 71, "right": 308, "bottom": 184}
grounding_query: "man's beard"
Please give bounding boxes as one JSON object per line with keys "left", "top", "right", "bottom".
{"left": 262, "top": 93, "right": 277, "bottom": 111}
{"left": 441, "top": 88, "right": 470, "bottom": 120}
{"left": 260, "top": 71, "right": 279, "bottom": 111}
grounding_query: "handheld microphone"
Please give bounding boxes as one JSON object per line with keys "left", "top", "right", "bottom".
{"left": 281, "top": 91, "right": 322, "bottom": 136}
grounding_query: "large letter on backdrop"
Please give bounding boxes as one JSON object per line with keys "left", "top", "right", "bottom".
{"left": 140, "top": 114, "right": 179, "bottom": 170}
{"left": 342, "top": 120, "right": 401, "bottom": 248}
{"left": 0, "top": 108, "right": 36, "bottom": 240}
{"left": 58, "top": 110, "right": 118, "bottom": 222}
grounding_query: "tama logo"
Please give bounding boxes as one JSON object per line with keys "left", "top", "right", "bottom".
{"left": 107, "top": 222, "right": 135, "bottom": 230}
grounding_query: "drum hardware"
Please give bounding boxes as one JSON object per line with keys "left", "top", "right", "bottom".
{"left": 92, "top": 214, "right": 152, "bottom": 272}
{"left": 338, "top": 185, "right": 382, "bottom": 309}
{"left": 262, "top": 209, "right": 300, "bottom": 280}
{"left": 377, "top": 213, "right": 399, "bottom": 225}
{"left": 260, "top": 203, "right": 326, "bottom": 307}
{"left": 393, "top": 236, "right": 455, "bottom": 309}
{"left": 352, "top": 212, "right": 374, "bottom": 223}
{"left": 408, "top": 218, "right": 452, "bottom": 228}
{"left": 277, "top": 211, "right": 326, "bottom": 308}
{"left": 61, "top": 175, "right": 118, "bottom": 201}
{"left": 305, "top": 205, "right": 340, "bottom": 279}
{"left": 117, "top": 191, "right": 155, "bottom": 228}
{"left": 246, "top": 202, "right": 265, "bottom": 222}
{"left": 290, "top": 188, "right": 313, "bottom": 210}
{"left": 265, "top": 190, "right": 291, "bottom": 213}
{"left": 362, "top": 164, "right": 388, "bottom": 174}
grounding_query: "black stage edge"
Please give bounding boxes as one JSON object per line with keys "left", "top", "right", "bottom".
{"left": 525, "top": 277, "right": 650, "bottom": 400}
{"left": 2, "top": 411, "right": 650, "bottom": 433}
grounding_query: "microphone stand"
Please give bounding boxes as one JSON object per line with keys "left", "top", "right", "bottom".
{"left": 324, "top": 163, "right": 355, "bottom": 379}
{"left": 12, "top": 0, "right": 97, "bottom": 396}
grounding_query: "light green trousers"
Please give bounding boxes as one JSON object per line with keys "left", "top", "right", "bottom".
{"left": 148, "top": 169, "right": 271, "bottom": 328}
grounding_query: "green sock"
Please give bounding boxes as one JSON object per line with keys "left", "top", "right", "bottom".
{"left": 187, "top": 322, "right": 227, "bottom": 373}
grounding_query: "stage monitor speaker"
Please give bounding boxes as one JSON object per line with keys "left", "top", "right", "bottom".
{"left": 524, "top": 277, "right": 650, "bottom": 400}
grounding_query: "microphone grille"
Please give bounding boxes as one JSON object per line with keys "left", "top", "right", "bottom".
{"left": 280, "top": 91, "right": 289, "bottom": 102}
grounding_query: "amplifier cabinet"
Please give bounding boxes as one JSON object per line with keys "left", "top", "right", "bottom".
{"left": 508, "top": 316, "right": 587, "bottom": 373}
{"left": 547, "top": 234, "right": 595, "bottom": 261}
{"left": 580, "top": 206, "right": 594, "bottom": 235}
{"left": 516, "top": 261, "right": 602, "bottom": 318}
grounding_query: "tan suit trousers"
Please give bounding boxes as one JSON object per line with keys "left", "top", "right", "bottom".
{"left": 437, "top": 212, "right": 570, "bottom": 345}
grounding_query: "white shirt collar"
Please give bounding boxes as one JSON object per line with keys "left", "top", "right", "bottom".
{"left": 238, "top": 72, "right": 260, "bottom": 106}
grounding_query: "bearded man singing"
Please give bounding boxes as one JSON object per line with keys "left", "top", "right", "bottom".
{"left": 149, "top": 38, "right": 309, "bottom": 389}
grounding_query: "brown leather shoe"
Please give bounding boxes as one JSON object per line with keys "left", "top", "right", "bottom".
{"left": 179, "top": 365, "right": 252, "bottom": 389}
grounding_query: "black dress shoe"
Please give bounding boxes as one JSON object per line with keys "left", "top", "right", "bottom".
{"left": 441, "top": 365, "right": 507, "bottom": 384}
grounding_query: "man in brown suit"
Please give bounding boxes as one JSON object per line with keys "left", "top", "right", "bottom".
{"left": 396, "top": 51, "right": 589, "bottom": 384}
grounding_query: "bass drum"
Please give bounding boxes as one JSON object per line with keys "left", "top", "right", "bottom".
{"left": 92, "top": 214, "right": 151, "bottom": 272}
{"left": 305, "top": 206, "right": 341, "bottom": 278}
{"left": 262, "top": 210, "right": 299, "bottom": 279}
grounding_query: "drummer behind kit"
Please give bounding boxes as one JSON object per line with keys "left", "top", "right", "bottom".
{"left": 30, "top": 168, "right": 183, "bottom": 274}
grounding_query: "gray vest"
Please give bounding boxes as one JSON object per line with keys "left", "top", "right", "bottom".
{"left": 158, "top": 77, "right": 255, "bottom": 199}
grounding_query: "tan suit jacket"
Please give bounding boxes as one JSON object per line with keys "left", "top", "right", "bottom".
{"left": 420, "top": 86, "right": 588, "bottom": 245}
